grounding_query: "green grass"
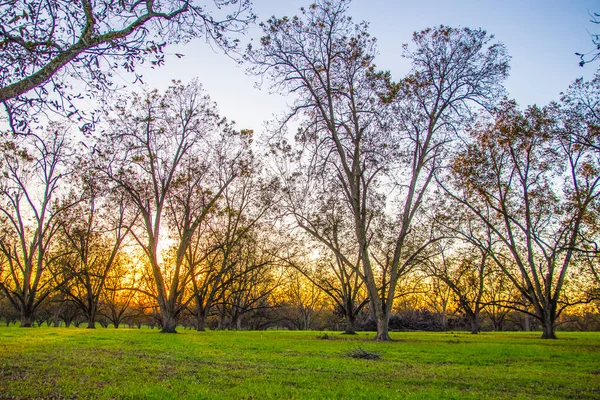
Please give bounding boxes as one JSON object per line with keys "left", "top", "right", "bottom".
{"left": 0, "top": 327, "right": 599, "bottom": 399}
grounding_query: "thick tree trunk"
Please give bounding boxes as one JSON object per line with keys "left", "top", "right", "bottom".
{"left": 196, "top": 315, "right": 206, "bottom": 332}
{"left": 375, "top": 312, "right": 391, "bottom": 341}
{"left": 361, "top": 262, "right": 390, "bottom": 340}
{"left": 302, "top": 312, "right": 311, "bottom": 330}
{"left": 342, "top": 313, "right": 357, "bottom": 335}
{"left": 20, "top": 304, "right": 34, "bottom": 327}
{"left": 20, "top": 312, "right": 33, "bottom": 328}
{"left": 156, "top": 288, "right": 178, "bottom": 333}
{"left": 439, "top": 312, "right": 448, "bottom": 331}
{"left": 87, "top": 313, "right": 96, "bottom": 329}
{"left": 160, "top": 314, "right": 178, "bottom": 333}
{"left": 87, "top": 303, "right": 97, "bottom": 328}
{"left": 541, "top": 314, "right": 557, "bottom": 339}
{"left": 196, "top": 313, "right": 206, "bottom": 331}
{"left": 469, "top": 317, "right": 479, "bottom": 334}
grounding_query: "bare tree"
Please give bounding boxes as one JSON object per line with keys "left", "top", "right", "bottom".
{"left": 100, "top": 258, "right": 139, "bottom": 329}
{"left": 422, "top": 274, "right": 453, "bottom": 330}
{"left": 274, "top": 181, "right": 369, "bottom": 334}
{"left": 283, "top": 269, "right": 328, "bottom": 330}
{"left": 279, "top": 244, "right": 368, "bottom": 334}
{"left": 0, "top": 127, "right": 78, "bottom": 326}
{"left": 53, "top": 176, "right": 136, "bottom": 328}
{"left": 0, "top": 0, "right": 254, "bottom": 131}
{"left": 248, "top": 0, "right": 395, "bottom": 340}
{"left": 97, "top": 80, "right": 250, "bottom": 332}
{"left": 559, "top": 73, "right": 600, "bottom": 294}
{"left": 217, "top": 236, "right": 281, "bottom": 330}
{"left": 307, "top": 255, "right": 367, "bottom": 334}
{"left": 186, "top": 172, "right": 277, "bottom": 331}
{"left": 480, "top": 270, "right": 515, "bottom": 331}
{"left": 426, "top": 245, "right": 494, "bottom": 334}
{"left": 425, "top": 207, "right": 503, "bottom": 334}
{"left": 247, "top": 0, "right": 509, "bottom": 340}
{"left": 444, "top": 100, "right": 600, "bottom": 338}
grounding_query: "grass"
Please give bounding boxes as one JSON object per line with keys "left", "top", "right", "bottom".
{"left": 0, "top": 327, "right": 599, "bottom": 399}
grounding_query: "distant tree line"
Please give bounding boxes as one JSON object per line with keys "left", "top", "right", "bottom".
{"left": 0, "top": 0, "right": 599, "bottom": 339}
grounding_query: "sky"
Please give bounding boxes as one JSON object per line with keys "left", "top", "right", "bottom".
{"left": 129, "top": 0, "right": 600, "bottom": 136}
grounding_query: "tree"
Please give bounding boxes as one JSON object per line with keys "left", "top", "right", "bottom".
{"left": 53, "top": 177, "right": 136, "bottom": 328}
{"left": 186, "top": 172, "right": 277, "bottom": 331}
{"left": 100, "top": 258, "right": 139, "bottom": 329}
{"left": 0, "top": 0, "right": 254, "bottom": 131}
{"left": 445, "top": 101, "right": 600, "bottom": 338}
{"left": 0, "top": 127, "right": 78, "bottom": 326}
{"left": 427, "top": 245, "right": 493, "bottom": 334}
{"left": 248, "top": 0, "right": 397, "bottom": 340}
{"left": 306, "top": 255, "right": 368, "bottom": 334}
{"left": 273, "top": 180, "right": 369, "bottom": 334}
{"left": 279, "top": 244, "right": 369, "bottom": 334}
{"left": 247, "top": 0, "right": 509, "bottom": 339}
{"left": 215, "top": 234, "right": 280, "bottom": 330}
{"left": 221, "top": 261, "right": 278, "bottom": 330}
{"left": 97, "top": 80, "right": 251, "bottom": 332}
{"left": 426, "top": 204, "right": 506, "bottom": 334}
{"left": 422, "top": 274, "right": 453, "bottom": 330}
{"left": 283, "top": 269, "right": 328, "bottom": 330}
{"left": 480, "top": 269, "right": 515, "bottom": 331}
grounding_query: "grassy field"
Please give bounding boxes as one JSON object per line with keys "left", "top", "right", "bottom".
{"left": 0, "top": 327, "right": 598, "bottom": 399}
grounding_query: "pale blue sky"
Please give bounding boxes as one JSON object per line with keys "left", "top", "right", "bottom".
{"left": 134, "top": 0, "right": 600, "bottom": 135}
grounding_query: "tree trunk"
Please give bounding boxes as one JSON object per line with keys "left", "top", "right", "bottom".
{"left": 362, "top": 265, "right": 390, "bottom": 340}
{"left": 87, "top": 313, "right": 96, "bottom": 329}
{"left": 342, "top": 313, "right": 357, "bottom": 335}
{"left": 20, "top": 311, "right": 33, "bottom": 328}
{"left": 469, "top": 316, "right": 479, "bottom": 334}
{"left": 196, "top": 316, "right": 206, "bottom": 331}
{"left": 496, "top": 317, "right": 504, "bottom": 331}
{"left": 541, "top": 314, "right": 557, "bottom": 339}
{"left": 87, "top": 304, "right": 97, "bottom": 328}
{"left": 160, "top": 313, "right": 178, "bottom": 333}
{"left": 523, "top": 314, "right": 531, "bottom": 332}
{"left": 303, "top": 312, "right": 311, "bottom": 330}
{"left": 439, "top": 311, "right": 448, "bottom": 331}
{"left": 217, "top": 312, "right": 225, "bottom": 330}
{"left": 157, "top": 292, "right": 178, "bottom": 333}
{"left": 375, "top": 312, "right": 391, "bottom": 341}
{"left": 196, "top": 309, "right": 207, "bottom": 331}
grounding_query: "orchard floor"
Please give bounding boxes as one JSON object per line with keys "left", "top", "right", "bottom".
{"left": 0, "top": 327, "right": 598, "bottom": 399}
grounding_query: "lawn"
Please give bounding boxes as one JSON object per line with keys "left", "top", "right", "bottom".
{"left": 0, "top": 327, "right": 598, "bottom": 399}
